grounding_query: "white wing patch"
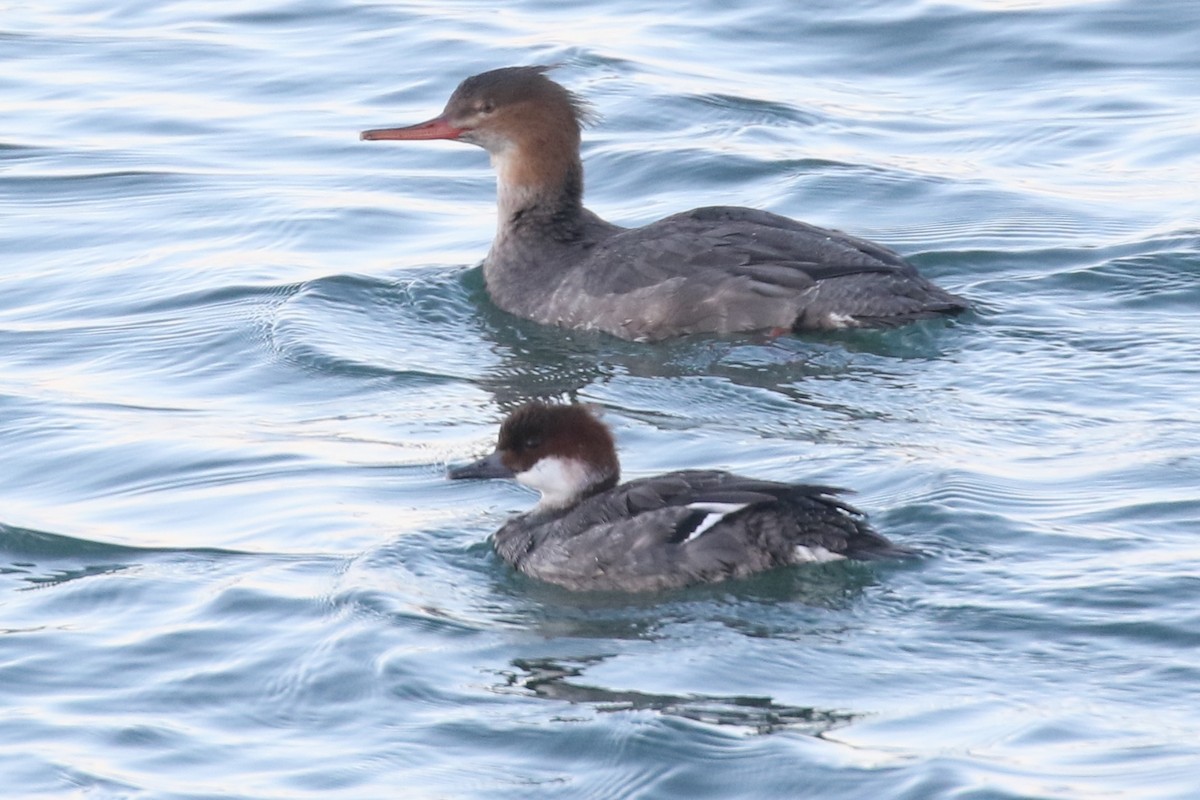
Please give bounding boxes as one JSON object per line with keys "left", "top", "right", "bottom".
{"left": 793, "top": 545, "right": 846, "bottom": 563}
{"left": 825, "top": 312, "right": 858, "bottom": 329}
{"left": 681, "top": 502, "right": 751, "bottom": 542}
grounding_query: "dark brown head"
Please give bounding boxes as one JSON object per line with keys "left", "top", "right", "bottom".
{"left": 448, "top": 402, "right": 620, "bottom": 509}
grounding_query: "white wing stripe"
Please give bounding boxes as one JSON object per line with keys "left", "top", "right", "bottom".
{"left": 681, "top": 502, "right": 750, "bottom": 542}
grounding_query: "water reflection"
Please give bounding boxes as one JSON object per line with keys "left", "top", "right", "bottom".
{"left": 497, "top": 655, "right": 856, "bottom": 736}
{"left": 271, "top": 264, "right": 967, "bottom": 418}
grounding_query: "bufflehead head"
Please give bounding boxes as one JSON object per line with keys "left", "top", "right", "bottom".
{"left": 448, "top": 402, "right": 619, "bottom": 510}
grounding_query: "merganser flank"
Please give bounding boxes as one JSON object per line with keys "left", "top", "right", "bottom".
{"left": 363, "top": 66, "right": 968, "bottom": 342}
{"left": 448, "top": 402, "right": 912, "bottom": 592}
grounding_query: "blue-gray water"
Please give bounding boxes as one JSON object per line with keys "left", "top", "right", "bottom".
{"left": 3, "top": 1, "right": 1200, "bottom": 797}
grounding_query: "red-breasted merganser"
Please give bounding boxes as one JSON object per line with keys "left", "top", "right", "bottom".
{"left": 448, "top": 402, "right": 912, "bottom": 592}
{"left": 364, "top": 66, "right": 968, "bottom": 342}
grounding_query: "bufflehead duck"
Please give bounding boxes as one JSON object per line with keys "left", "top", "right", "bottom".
{"left": 363, "top": 66, "right": 968, "bottom": 342}
{"left": 448, "top": 402, "right": 912, "bottom": 592}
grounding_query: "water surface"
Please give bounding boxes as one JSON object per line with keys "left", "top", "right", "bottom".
{"left": 3, "top": 1, "right": 1200, "bottom": 797}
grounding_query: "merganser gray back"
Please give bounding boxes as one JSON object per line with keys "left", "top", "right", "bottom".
{"left": 364, "top": 66, "right": 968, "bottom": 342}
{"left": 447, "top": 402, "right": 912, "bottom": 592}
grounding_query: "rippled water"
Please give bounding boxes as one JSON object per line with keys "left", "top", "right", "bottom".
{"left": 3, "top": 0, "right": 1200, "bottom": 797}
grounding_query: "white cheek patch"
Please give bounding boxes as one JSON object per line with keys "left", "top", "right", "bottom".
{"left": 793, "top": 545, "right": 846, "bottom": 563}
{"left": 517, "top": 456, "right": 591, "bottom": 510}
{"left": 681, "top": 502, "right": 751, "bottom": 542}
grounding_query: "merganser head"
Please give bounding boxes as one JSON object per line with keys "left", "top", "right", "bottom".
{"left": 362, "top": 66, "right": 592, "bottom": 213}
{"left": 448, "top": 402, "right": 620, "bottom": 510}
{"left": 361, "top": 65, "right": 589, "bottom": 154}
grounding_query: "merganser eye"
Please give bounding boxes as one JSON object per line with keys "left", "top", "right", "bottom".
{"left": 479, "top": 101, "right": 494, "bottom": 114}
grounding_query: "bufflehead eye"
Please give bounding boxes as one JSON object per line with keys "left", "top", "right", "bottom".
{"left": 521, "top": 435, "right": 542, "bottom": 450}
